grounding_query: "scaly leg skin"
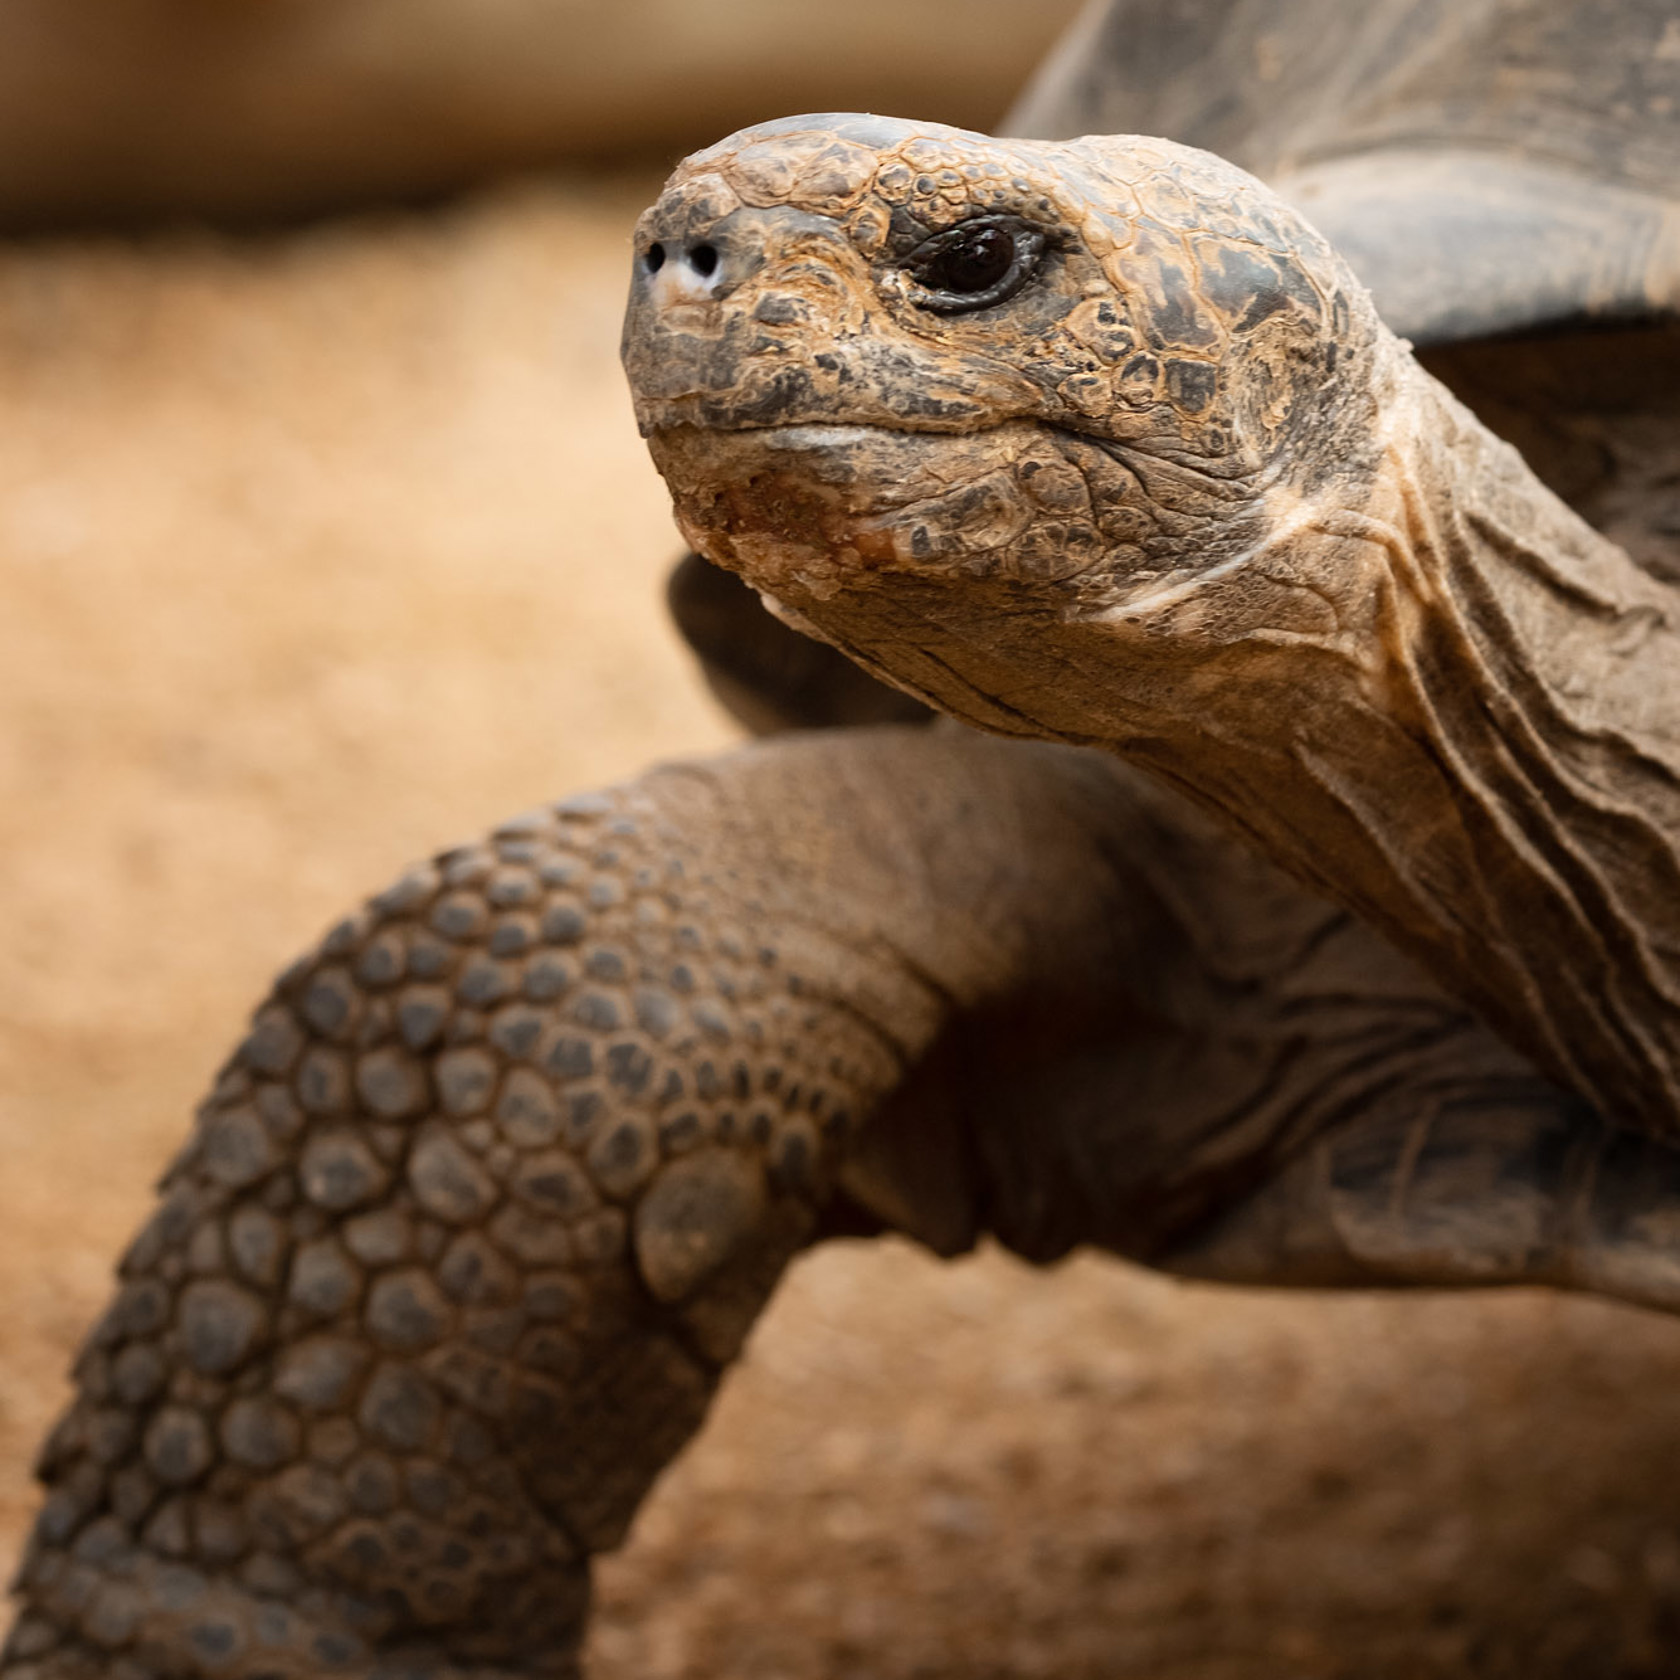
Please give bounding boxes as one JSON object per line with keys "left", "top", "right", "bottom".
{"left": 0, "top": 724, "right": 1209, "bottom": 1680}
{"left": 0, "top": 725, "right": 1636, "bottom": 1679}
{"left": 0, "top": 736, "right": 954, "bottom": 1680}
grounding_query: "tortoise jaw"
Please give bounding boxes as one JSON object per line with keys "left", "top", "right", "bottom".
{"left": 645, "top": 418, "right": 1121, "bottom": 606}
{"left": 648, "top": 420, "right": 1014, "bottom": 601}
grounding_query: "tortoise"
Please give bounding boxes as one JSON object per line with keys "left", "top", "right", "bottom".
{"left": 5, "top": 0, "right": 1680, "bottom": 1675}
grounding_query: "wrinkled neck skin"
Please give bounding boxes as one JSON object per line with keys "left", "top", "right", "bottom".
{"left": 1066, "top": 332, "right": 1680, "bottom": 1132}
{"left": 796, "top": 328, "right": 1680, "bottom": 1133}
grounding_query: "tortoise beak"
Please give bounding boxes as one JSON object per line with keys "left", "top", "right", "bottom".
{"left": 621, "top": 202, "right": 833, "bottom": 425}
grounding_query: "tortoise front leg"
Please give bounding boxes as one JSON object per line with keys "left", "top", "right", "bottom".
{"left": 0, "top": 726, "right": 1606, "bottom": 1679}
{"left": 0, "top": 725, "right": 1204, "bottom": 1680}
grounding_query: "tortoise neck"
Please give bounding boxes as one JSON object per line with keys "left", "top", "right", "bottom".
{"left": 1374, "top": 358, "right": 1680, "bottom": 1115}
{"left": 1115, "top": 345, "right": 1680, "bottom": 1129}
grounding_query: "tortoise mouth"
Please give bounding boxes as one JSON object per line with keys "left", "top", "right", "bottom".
{"left": 645, "top": 418, "right": 1116, "bottom": 601}
{"left": 678, "top": 421, "right": 961, "bottom": 451}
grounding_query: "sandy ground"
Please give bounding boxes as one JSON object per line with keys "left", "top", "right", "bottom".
{"left": 4, "top": 176, "right": 1680, "bottom": 1679}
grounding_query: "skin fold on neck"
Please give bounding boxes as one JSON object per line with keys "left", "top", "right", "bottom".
{"left": 1064, "top": 338, "right": 1680, "bottom": 1131}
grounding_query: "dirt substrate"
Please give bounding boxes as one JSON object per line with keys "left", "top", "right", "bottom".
{"left": 3, "top": 177, "right": 1680, "bottom": 1680}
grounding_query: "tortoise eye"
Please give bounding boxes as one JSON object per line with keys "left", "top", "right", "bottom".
{"left": 904, "top": 217, "right": 1046, "bottom": 314}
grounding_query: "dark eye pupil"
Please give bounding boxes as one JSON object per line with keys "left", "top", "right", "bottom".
{"left": 904, "top": 217, "right": 1043, "bottom": 314}
{"left": 927, "top": 227, "right": 1015, "bottom": 294}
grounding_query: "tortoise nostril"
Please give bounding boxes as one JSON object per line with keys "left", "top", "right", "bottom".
{"left": 645, "top": 242, "right": 666, "bottom": 274}
{"left": 690, "top": 243, "right": 719, "bottom": 279}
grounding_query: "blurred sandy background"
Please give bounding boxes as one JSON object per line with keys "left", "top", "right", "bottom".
{"left": 0, "top": 0, "right": 1084, "bottom": 228}
{"left": 4, "top": 5, "right": 1680, "bottom": 1677}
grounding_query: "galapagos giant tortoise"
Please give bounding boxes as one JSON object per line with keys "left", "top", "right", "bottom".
{"left": 5, "top": 0, "right": 1680, "bottom": 1675}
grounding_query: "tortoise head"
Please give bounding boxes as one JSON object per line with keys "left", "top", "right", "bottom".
{"left": 621, "top": 114, "right": 1389, "bottom": 737}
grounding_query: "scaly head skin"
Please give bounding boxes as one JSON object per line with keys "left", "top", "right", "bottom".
{"left": 624, "top": 113, "right": 1680, "bottom": 1135}
{"left": 621, "top": 113, "right": 1385, "bottom": 740}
